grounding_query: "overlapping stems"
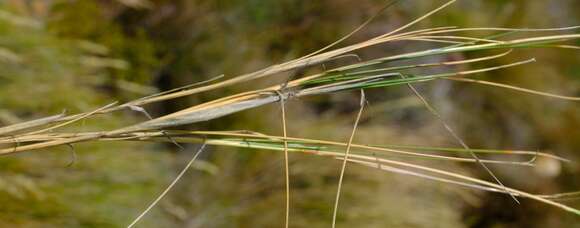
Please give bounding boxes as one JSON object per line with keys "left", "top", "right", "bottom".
{"left": 5, "top": 128, "right": 580, "bottom": 214}
{"left": 0, "top": 24, "right": 579, "bottom": 214}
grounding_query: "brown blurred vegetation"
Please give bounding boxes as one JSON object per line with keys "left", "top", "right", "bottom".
{"left": 0, "top": 0, "right": 579, "bottom": 227}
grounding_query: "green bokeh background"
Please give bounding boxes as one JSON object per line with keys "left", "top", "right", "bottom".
{"left": 0, "top": 0, "right": 579, "bottom": 227}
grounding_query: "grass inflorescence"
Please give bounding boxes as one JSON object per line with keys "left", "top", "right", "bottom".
{"left": 1, "top": 0, "right": 580, "bottom": 226}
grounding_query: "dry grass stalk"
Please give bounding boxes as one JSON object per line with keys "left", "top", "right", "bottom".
{"left": 1, "top": 0, "right": 580, "bottom": 223}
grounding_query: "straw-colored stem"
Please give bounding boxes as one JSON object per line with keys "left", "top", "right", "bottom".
{"left": 332, "top": 90, "right": 365, "bottom": 228}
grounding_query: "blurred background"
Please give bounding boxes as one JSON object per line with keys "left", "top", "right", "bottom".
{"left": 0, "top": 0, "right": 579, "bottom": 227}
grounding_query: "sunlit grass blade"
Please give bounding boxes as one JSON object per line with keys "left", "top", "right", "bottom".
{"left": 0, "top": 113, "right": 65, "bottom": 136}
{"left": 342, "top": 157, "right": 580, "bottom": 215}
{"left": 446, "top": 77, "right": 580, "bottom": 101}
